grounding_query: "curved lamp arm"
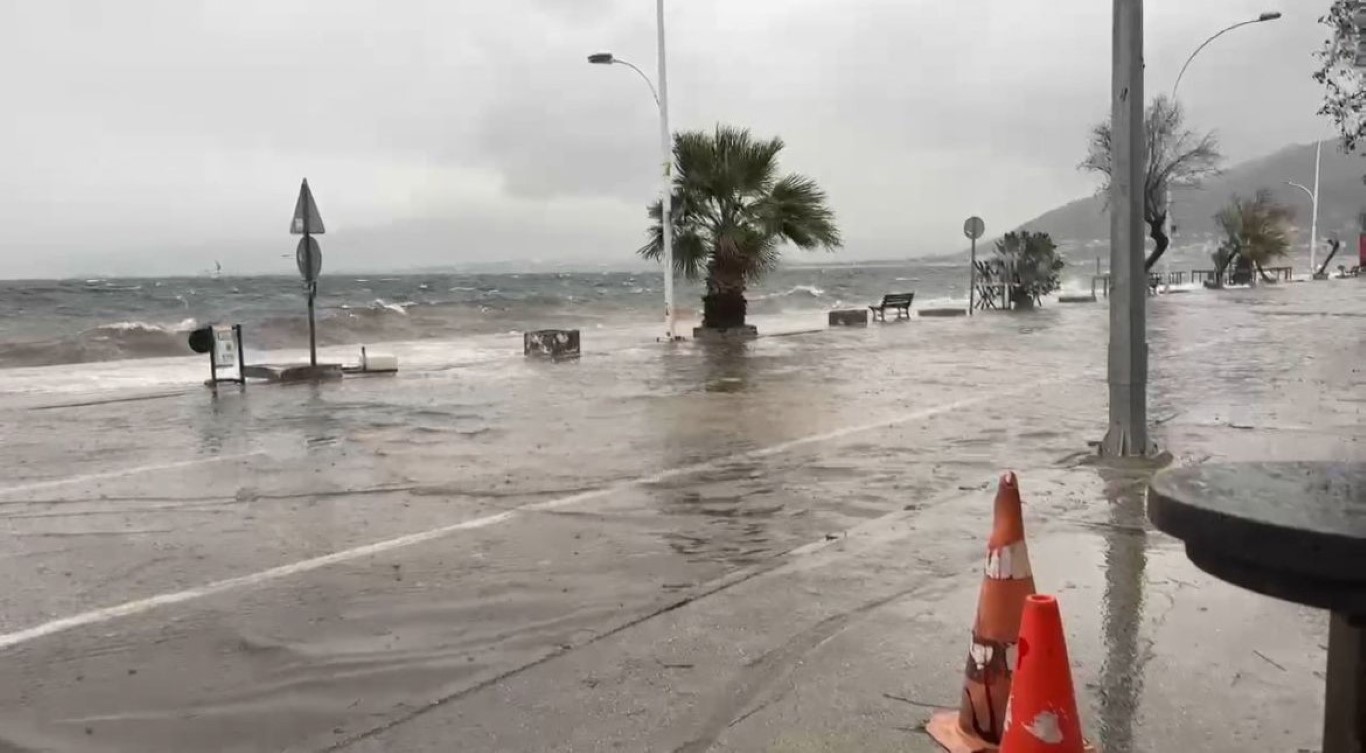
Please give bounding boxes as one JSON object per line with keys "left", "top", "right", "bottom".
{"left": 591, "top": 55, "right": 661, "bottom": 109}
{"left": 1172, "top": 12, "right": 1282, "bottom": 100}
{"left": 614, "top": 59, "right": 660, "bottom": 108}
{"left": 1285, "top": 180, "right": 1315, "bottom": 203}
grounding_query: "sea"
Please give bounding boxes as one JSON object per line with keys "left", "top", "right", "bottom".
{"left": 0, "top": 261, "right": 1021, "bottom": 370}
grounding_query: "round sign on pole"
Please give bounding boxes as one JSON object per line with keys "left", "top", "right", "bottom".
{"left": 296, "top": 237, "right": 322, "bottom": 282}
{"left": 964, "top": 216, "right": 986, "bottom": 240}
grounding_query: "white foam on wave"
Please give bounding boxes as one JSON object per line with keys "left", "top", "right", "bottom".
{"left": 370, "top": 299, "right": 412, "bottom": 315}
{"left": 753, "top": 284, "right": 825, "bottom": 301}
{"left": 97, "top": 318, "right": 199, "bottom": 334}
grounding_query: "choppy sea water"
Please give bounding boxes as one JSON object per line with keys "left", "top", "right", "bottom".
{"left": 0, "top": 262, "right": 989, "bottom": 369}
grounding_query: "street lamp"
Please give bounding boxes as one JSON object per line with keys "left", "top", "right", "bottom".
{"left": 1172, "top": 12, "right": 1282, "bottom": 100}
{"left": 587, "top": 52, "right": 659, "bottom": 105}
{"left": 1285, "top": 140, "right": 1323, "bottom": 275}
{"left": 1164, "top": 10, "right": 1283, "bottom": 288}
{"left": 588, "top": 0, "right": 677, "bottom": 342}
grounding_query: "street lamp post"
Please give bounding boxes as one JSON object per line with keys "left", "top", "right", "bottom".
{"left": 1286, "top": 139, "right": 1323, "bottom": 275}
{"left": 1165, "top": 11, "right": 1282, "bottom": 289}
{"left": 589, "top": 0, "right": 677, "bottom": 342}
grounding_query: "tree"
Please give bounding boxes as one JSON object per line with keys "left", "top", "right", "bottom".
{"left": 994, "top": 231, "right": 1064, "bottom": 308}
{"left": 640, "top": 125, "right": 840, "bottom": 331}
{"left": 1313, "top": 2, "right": 1366, "bottom": 151}
{"left": 1211, "top": 190, "right": 1295, "bottom": 285}
{"left": 1079, "top": 96, "right": 1223, "bottom": 271}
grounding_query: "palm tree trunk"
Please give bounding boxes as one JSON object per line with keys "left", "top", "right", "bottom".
{"left": 702, "top": 263, "right": 748, "bottom": 330}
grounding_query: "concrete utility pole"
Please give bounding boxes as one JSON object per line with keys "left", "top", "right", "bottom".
{"left": 1103, "top": 0, "right": 1150, "bottom": 457}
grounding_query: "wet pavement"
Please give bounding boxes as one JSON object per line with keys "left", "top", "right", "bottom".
{"left": 0, "top": 282, "right": 1360, "bottom": 752}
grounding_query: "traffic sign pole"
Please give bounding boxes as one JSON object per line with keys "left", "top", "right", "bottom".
{"left": 969, "top": 236, "right": 977, "bottom": 316}
{"left": 963, "top": 216, "right": 985, "bottom": 317}
{"left": 291, "top": 179, "right": 325, "bottom": 368}
{"left": 306, "top": 279, "right": 317, "bottom": 367}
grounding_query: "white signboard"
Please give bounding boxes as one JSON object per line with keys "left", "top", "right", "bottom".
{"left": 213, "top": 326, "right": 238, "bottom": 370}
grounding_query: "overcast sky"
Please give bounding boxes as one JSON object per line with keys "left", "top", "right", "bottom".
{"left": 0, "top": 0, "right": 1330, "bottom": 277}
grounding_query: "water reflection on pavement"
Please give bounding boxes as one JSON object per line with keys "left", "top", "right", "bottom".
{"left": 0, "top": 283, "right": 1357, "bottom": 751}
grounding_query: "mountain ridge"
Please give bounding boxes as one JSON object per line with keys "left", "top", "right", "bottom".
{"left": 1017, "top": 138, "right": 1366, "bottom": 254}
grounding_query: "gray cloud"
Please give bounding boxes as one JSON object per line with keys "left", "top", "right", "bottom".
{"left": 0, "top": 0, "right": 1331, "bottom": 277}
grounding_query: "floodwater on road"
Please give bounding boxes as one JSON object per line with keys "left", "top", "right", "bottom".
{"left": 0, "top": 281, "right": 1359, "bottom": 752}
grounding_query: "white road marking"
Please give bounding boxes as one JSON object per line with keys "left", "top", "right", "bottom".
{"left": 0, "top": 371, "right": 1085, "bottom": 652}
{"left": 8, "top": 327, "right": 1250, "bottom": 655}
{"left": 0, "top": 452, "right": 266, "bottom": 498}
{"left": 0, "top": 510, "right": 519, "bottom": 651}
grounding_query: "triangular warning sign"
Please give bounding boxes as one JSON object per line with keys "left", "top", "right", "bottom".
{"left": 290, "top": 178, "right": 325, "bottom": 235}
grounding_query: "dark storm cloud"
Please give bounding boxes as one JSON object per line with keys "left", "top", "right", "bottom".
{"left": 0, "top": 0, "right": 1330, "bottom": 277}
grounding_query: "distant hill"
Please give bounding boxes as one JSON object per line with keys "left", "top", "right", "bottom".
{"left": 1018, "top": 138, "right": 1366, "bottom": 259}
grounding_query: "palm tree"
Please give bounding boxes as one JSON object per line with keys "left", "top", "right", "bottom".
{"left": 1212, "top": 190, "right": 1295, "bottom": 284}
{"left": 640, "top": 126, "right": 841, "bottom": 332}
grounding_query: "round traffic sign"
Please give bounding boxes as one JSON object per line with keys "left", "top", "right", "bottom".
{"left": 963, "top": 216, "right": 986, "bottom": 240}
{"left": 296, "top": 236, "right": 322, "bottom": 282}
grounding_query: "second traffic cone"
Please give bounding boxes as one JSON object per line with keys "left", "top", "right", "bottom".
{"left": 928, "top": 472, "right": 1037, "bottom": 753}
{"left": 999, "top": 595, "right": 1086, "bottom": 753}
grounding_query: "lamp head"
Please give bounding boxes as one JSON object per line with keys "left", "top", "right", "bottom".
{"left": 588, "top": 52, "right": 615, "bottom": 65}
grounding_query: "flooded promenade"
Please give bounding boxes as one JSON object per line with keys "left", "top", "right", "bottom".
{"left": 0, "top": 281, "right": 1359, "bottom": 752}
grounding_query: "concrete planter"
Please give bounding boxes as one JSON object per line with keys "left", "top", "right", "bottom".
{"left": 524, "top": 329, "right": 581, "bottom": 359}
{"left": 693, "top": 325, "right": 759, "bottom": 341}
{"left": 828, "top": 309, "right": 869, "bottom": 327}
{"left": 242, "top": 363, "right": 343, "bottom": 383}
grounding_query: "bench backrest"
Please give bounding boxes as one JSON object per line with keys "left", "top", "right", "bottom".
{"left": 880, "top": 293, "right": 915, "bottom": 306}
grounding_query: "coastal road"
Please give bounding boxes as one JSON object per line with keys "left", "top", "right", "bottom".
{"left": 0, "top": 284, "right": 1358, "bottom": 751}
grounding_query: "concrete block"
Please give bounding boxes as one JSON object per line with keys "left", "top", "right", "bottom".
{"left": 360, "top": 348, "right": 399, "bottom": 373}
{"left": 828, "top": 309, "right": 869, "bottom": 327}
{"left": 918, "top": 308, "right": 967, "bottom": 318}
{"left": 693, "top": 326, "right": 759, "bottom": 341}
{"left": 524, "top": 330, "right": 581, "bottom": 359}
{"left": 241, "top": 364, "right": 343, "bottom": 383}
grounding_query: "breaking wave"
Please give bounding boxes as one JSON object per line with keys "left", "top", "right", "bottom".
{"left": 751, "top": 284, "right": 825, "bottom": 301}
{"left": 0, "top": 265, "right": 965, "bottom": 369}
{"left": 0, "top": 319, "right": 200, "bottom": 368}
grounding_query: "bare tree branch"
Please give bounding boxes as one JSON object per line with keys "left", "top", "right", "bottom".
{"left": 1078, "top": 95, "right": 1224, "bottom": 270}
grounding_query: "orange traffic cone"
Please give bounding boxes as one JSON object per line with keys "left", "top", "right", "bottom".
{"left": 928, "top": 472, "right": 1037, "bottom": 753}
{"left": 999, "top": 595, "right": 1086, "bottom": 753}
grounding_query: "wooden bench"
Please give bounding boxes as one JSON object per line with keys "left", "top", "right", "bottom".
{"left": 869, "top": 293, "right": 914, "bottom": 321}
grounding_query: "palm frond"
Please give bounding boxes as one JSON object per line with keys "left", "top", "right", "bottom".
{"left": 1215, "top": 190, "right": 1296, "bottom": 267}
{"left": 640, "top": 123, "right": 839, "bottom": 295}
{"left": 757, "top": 175, "right": 842, "bottom": 251}
{"left": 638, "top": 196, "right": 712, "bottom": 281}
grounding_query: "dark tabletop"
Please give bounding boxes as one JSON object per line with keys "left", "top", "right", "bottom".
{"left": 1149, "top": 462, "right": 1366, "bottom": 614}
